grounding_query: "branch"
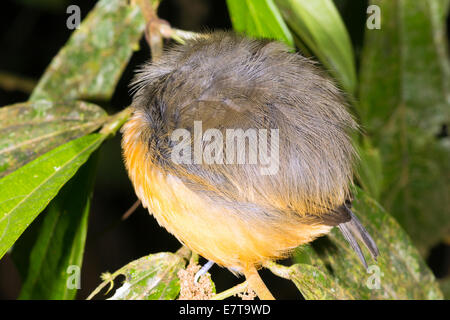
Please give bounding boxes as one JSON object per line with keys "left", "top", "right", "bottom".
{"left": 263, "top": 261, "right": 292, "bottom": 279}
{"left": 133, "top": 0, "right": 166, "bottom": 60}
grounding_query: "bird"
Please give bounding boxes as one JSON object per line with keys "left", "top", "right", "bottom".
{"left": 121, "top": 31, "right": 379, "bottom": 300}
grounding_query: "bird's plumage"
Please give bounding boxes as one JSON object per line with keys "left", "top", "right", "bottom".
{"left": 122, "top": 31, "right": 378, "bottom": 273}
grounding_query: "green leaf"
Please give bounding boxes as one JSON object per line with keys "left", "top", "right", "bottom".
{"left": 226, "top": 0, "right": 294, "bottom": 47}
{"left": 274, "top": 0, "right": 357, "bottom": 94}
{"left": 286, "top": 187, "right": 443, "bottom": 299}
{"left": 358, "top": 0, "right": 450, "bottom": 253}
{"left": 88, "top": 252, "right": 188, "bottom": 300}
{"left": 0, "top": 133, "right": 105, "bottom": 260}
{"left": 288, "top": 263, "right": 348, "bottom": 299}
{"left": 15, "top": 151, "right": 99, "bottom": 299}
{"left": 0, "top": 100, "right": 107, "bottom": 178}
{"left": 355, "top": 137, "right": 383, "bottom": 201}
{"left": 30, "top": 0, "right": 146, "bottom": 102}
{"left": 13, "top": 0, "right": 71, "bottom": 11}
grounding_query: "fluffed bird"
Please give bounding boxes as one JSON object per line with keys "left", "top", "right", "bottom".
{"left": 121, "top": 31, "right": 379, "bottom": 300}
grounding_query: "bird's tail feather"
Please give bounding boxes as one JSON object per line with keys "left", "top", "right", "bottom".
{"left": 337, "top": 205, "right": 379, "bottom": 269}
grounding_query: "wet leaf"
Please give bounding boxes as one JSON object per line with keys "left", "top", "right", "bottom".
{"left": 274, "top": 0, "right": 357, "bottom": 94}
{"left": 358, "top": 0, "right": 450, "bottom": 253}
{"left": 0, "top": 133, "right": 105, "bottom": 260}
{"left": 30, "top": 0, "right": 146, "bottom": 102}
{"left": 288, "top": 187, "right": 443, "bottom": 299}
{"left": 16, "top": 151, "right": 99, "bottom": 299}
{"left": 0, "top": 100, "right": 107, "bottom": 178}
{"left": 226, "top": 0, "right": 294, "bottom": 47}
{"left": 288, "top": 263, "right": 348, "bottom": 299}
{"left": 89, "top": 252, "right": 188, "bottom": 300}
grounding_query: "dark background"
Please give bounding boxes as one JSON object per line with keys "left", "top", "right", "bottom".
{"left": 0, "top": 0, "right": 448, "bottom": 299}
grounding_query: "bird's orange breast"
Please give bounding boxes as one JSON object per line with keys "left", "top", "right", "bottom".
{"left": 121, "top": 111, "right": 332, "bottom": 269}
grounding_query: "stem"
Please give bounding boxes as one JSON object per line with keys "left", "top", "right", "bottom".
{"left": 189, "top": 252, "right": 199, "bottom": 265}
{"left": 133, "top": 0, "right": 164, "bottom": 60}
{"left": 170, "top": 29, "right": 205, "bottom": 44}
{"left": 121, "top": 199, "right": 141, "bottom": 220}
{"left": 99, "top": 107, "right": 133, "bottom": 138}
{"left": 211, "top": 281, "right": 248, "bottom": 300}
{"left": 86, "top": 268, "right": 124, "bottom": 300}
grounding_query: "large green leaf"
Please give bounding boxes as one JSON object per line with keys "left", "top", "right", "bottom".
{"left": 267, "top": 187, "right": 443, "bottom": 299}
{"left": 16, "top": 151, "right": 99, "bottom": 299}
{"left": 274, "top": 0, "right": 357, "bottom": 94}
{"left": 358, "top": 0, "right": 450, "bottom": 253}
{"left": 88, "top": 251, "right": 189, "bottom": 300}
{"left": 0, "top": 133, "right": 105, "bottom": 260}
{"left": 0, "top": 100, "right": 107, "bottom": 178}
{"left": 226, "top": 0, "right": 294, "bottom": 47}
{"left": 30, "top": 0, "right": 146, "bottom": 102}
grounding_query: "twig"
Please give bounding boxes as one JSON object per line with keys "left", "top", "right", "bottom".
{"left": 244, "top": 266, "right": 275, "bottom": 300}
{"left": 263, "top": 261, "right": 292, "bottom": 279}
{"left": 189, "top": 251, "right": 199, "bottom": 265}
{"left": 133, "top": 0, "right": 165, "bottom": 60}
{"left": 443, "top": 234, "right": 450, "bottom": 246}
{"left": 169, "top": 29, "right": 205, "bottom": 44}
{"left": 176, "top": 245, "right": 192, "bottom": 261}
{"left": 121, "top": 199, "right": 141, "bottom": 220}
{"left": 211, "top": 281, "right": 249, "bottom": 300}
{"left": 86, "top": 269, "right": 123, "bottom": 300}
{"left": 0, "top": 71, "right": 36, "bottom": 93}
